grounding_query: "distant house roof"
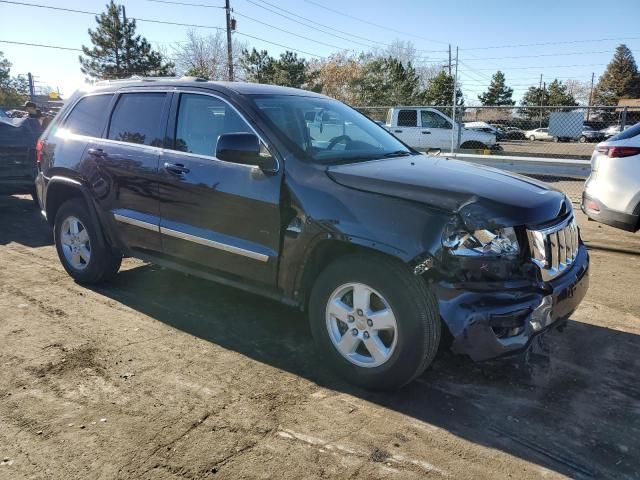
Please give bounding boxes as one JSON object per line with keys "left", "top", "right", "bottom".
{"left": 616, "top": 98, "right": 640, "bottom": 111}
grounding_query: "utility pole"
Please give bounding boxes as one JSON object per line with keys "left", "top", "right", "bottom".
{"left": 450, "top": 46, "right": 459, "bottom": 154}
{"left": 538, "top": 74, "right": 544, "bottom": 127}
{"left": 225, "top": 0, "right": 234, "bottom": 81}
{"left": 448, "top": 44, "right": 451, "bottom": 76}
{"left": 586, "top": 71, "right": 595, "bottom": 121}
{"left": 122, "top": 6, "right": 129, "bottom": 77}
{"left": 27, "top": 72, "right": 34, "bottom": 101}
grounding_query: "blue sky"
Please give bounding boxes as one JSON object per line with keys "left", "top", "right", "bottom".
{"left": 1, "top": 0, "right": 639, "bottom": 103}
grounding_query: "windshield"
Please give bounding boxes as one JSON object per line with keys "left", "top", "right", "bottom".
{"left": 250, "top": 95, "right": 413, "bottom": 164}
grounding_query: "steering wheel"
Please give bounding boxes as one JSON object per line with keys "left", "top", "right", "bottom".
{"left": 326, "top": 135, "right": 353, "bottom": 150}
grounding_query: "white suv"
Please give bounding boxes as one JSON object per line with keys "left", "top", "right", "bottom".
{"left": 582, "top": 123, "right": 640, "bottom": 232}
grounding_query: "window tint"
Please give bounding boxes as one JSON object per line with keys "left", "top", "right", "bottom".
{"left": 64, "top": 94, "right": 113, "bottom": 138}
{"left": 610, "top": 123, "right": 640, "bottom": 141}
{"left": 421, "top": 110, "right": 451, "bottom": 129}
{"left": 174, "top": 94, "right": 251, "bottom": 156}
{"left": 108, "top": 93, "right": 166, "bottom": 146}
{"left": 397, "top": 110, "right": 417, "bottom": 127}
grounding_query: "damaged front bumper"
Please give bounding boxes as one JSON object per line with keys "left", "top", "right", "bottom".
{"left": 433, "top": 243, "right": 589, "bottom": 361}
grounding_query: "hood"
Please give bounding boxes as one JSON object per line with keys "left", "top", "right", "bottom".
{"left": 327, "top": 155, "right": 570, "bottom": 229}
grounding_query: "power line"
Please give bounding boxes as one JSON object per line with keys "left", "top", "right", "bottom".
{"left": 146, "top": 0, "right": 224, "bottom": 7}
{"left": 0, "top": 0, "right": 324, "bottom": 58}
{"left": 463, "top": 36, "right": 640, "bottom": 51}
{"left": 462, "top": 49, "right": 631, "bottom": 62}
{"left": 0, "top": 39, "right": 82, "bottom": 52}
{"left": 303, "top": 0, "right": 449, "bottom": 45}
{"left": 233, "top": 10, "right": 346, "bottom": 51}
{"left": 463, "top": 62, "right": 608, "bottom": 71}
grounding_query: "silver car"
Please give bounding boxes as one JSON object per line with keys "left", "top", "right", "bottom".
{"left": 582, "top": 122, "right": 640, "bottom": 231}
{"left": 525, "top": 127, "right": 553, "bottom": 141}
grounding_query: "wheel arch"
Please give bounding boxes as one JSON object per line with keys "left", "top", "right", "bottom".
{"left": 295, "top": 235, "right": 410, "bottom": 311}
{"left": 45, "top": 176, "right": 108, "bottom": 249}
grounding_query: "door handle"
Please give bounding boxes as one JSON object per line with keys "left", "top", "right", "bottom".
{"left": 421, "top": 131, "right": 431, "bottom": 134}
{"left": 164, "top": 162, "right": 190, "bottom": 175}
{"left": 394, "top": 129, "right": 403, "bottom": 133}
{"left": 88, "top": 148, "right": 108, "bottom": 158}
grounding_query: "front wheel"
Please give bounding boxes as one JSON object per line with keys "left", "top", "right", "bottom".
{"left": 54, "top": 199, "right": 121, "bottom": 284}
{"left": 309, "top": 254, "right": 440, "bottom": 390}
{"left": 529, "top": 135, "right": 536, "bottom": 141}
{"left": 579, "top": 135, "right": 587, "bottom": 143}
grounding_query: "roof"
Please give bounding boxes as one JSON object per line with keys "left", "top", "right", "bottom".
{"left": 91, "top": 77, "right": 328, "bottom": 98}
{"left": 616, "top": 98, "right": 640, "bottom": 111}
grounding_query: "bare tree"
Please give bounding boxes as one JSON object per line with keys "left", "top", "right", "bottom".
{"left": 565, "top": 79, "right": 592, "bottom": 106}
{"left": 172, "top": 29, "right": 247, "bottom": 80}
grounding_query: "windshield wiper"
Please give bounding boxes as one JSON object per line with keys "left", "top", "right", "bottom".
{"left": 383, "top": 150, "right": 412, "bottom": 157}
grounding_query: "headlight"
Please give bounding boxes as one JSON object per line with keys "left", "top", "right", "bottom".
{"left": 443, "top": 226, "right": 520, "bottom": 256}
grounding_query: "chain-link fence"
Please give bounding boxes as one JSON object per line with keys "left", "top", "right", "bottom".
{"left": 356, "top": 104, "right": 640, "bottom": 203}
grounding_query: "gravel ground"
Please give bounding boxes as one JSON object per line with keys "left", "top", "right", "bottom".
{"left": 1, "top": 190, "right": 639, "bottom": 480}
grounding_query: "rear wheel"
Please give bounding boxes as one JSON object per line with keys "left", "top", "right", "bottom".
{"left": 309, "top": 254, "right": 440, "bottom": 390}
{"left": 529, "top": 135, "right": 536, "bottom": 141}
{"left": 579, "top": 135, "right": 587, "bottom": 143}
{"left": 54, "top": 199, "right": 121, "bottom": 284}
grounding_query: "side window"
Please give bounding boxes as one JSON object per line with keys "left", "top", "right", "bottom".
{"left": 397, "top": 109, "right": 417, "bottom": 127}
{"left": 108, "top": 93, "right": 166, "bottom": 146}
{"left": 421, "top": 110, "right": 451, "bottom": 129}
{"left": 63, "top": 94, "right": 113, "bottom": 137}
{"left": 174, "top": 94, "right": 251, "bottom": 156}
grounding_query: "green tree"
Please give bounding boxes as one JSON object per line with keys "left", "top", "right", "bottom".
{"left": 594, "top": 44, "right": 640, "bottom": 105}
{"left": 478, "top": 71, "right": 514, "bottom": 106}
{"left": 519, "top": 79, "right": 577, "bottom": 121}
{"left": 240, "top": 48, "right": 276, "bottom": 84}
{"left": 358, "top": 57, "right": 422, "bottom": 106}
{"left": 422, "top": 70, "right": 463, "bottom": 116}
{"left": 0, "top": 51, "right": 28, "bottom": 107}
{"left": 79, "top": 0, "right": 174, "bottom": 79}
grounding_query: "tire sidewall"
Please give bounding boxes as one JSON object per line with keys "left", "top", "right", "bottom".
{"left": 309, "top": 256, "right": 438, "bottom": 389}
{"left": 54, "top": 200, "right": 104, "bottom": 283}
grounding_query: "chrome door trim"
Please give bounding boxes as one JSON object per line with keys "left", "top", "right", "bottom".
{"left": 113, "top": 213, "right": 160, "bottom": 232}
{"left": 159, "top": 226, "right": 269, "bottom": 262}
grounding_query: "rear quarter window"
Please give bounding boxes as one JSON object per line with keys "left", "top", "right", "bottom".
{"left": 63, "top": 94, "right": 114, "bottom": 138}
{"left": 397, "top": 110, "right": 417, "bottom": 127}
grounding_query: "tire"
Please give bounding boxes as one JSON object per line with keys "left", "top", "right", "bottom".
{"left": 579, "top": 135, "right": 587, "bottom": 143}
{"left": 529, "top": 135, "right": 536, "bottom": 141}
{"left": 54, "top": 199, "right": 121, "bottom": 284}
{"left": 460, "top": 141, "right": 486, "bottom": 150}
{"left": 553, "top": 136, "right": 559, "bottom": 143}
{"left": 309, "top": 254, "right": 440, "bottom": 390}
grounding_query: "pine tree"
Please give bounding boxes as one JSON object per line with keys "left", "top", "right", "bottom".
{"left": 519, "top": 79, "right": 576, "bottom": 121}
{"left": 594, "top": 44, "right": 640, "bottom": 105}
{"left": 358, "top": 57, "right": 422, "bottom": 106}
{"left": 422, "top": 70, "right": 463, "bottom": 117}
{"left": 478, "top": 71, "right": 514, "bottom": 106}
{"left": 79, "top": 0, "right": 174, "bottom": 80}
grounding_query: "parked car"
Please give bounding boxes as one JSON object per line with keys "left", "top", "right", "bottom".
{"left": 0, "top": 116, "right": 42, "bottom": 201}
{"left": 525, "top": 127, "right": 554, "bottom": 141}
{"left": 578, "top": 125, "right": 605, "bottom": 143}
{"left": 386, "top": 107, "right": 497, "bottom": 150}
{"left": 582, "top": 122, "right": 640, "bottom": 232}
{"left": 491, "top": 125, "right": 526, "bottom": 141}
{"left": 601, "top": 124, "right": 635, "bottom": 138}
{"left": 36, "top": 79, "right": 589, "bottom": 390}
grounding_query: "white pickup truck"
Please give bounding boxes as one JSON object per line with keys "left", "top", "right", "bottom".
{"left": 384, "top": 107, "right": 497, "bottom": 151}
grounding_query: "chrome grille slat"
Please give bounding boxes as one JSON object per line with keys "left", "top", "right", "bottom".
{"left": 527, "top": 216, "right": 580, "bottom": 281}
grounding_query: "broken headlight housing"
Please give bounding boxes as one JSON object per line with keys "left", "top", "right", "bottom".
{"left": 443, "top": 225, "right": 520, "bottom": 256}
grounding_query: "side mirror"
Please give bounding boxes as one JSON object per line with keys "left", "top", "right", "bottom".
{"left": 216, "top": 133, "right": 277, "bottom": 172}
{"left": 427, "top": 148, "right": 441, "bottom": 156}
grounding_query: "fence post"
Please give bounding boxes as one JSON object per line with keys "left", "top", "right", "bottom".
{"left": 620, "top": 106, "right": 628, "bottom": 130}
{"left": 450, "top": 46, "right": 459, "bottom": 154}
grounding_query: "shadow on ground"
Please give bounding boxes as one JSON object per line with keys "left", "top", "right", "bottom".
{"left": 94, "top": 264, "right": 639, "bottom": 480}
{"left": 0, "top": 195, "right": 52, "bottom": 247}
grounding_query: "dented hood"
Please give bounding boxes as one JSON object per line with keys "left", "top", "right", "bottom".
{"left": 327, "top": 155, "right": 570, "bottom": 228}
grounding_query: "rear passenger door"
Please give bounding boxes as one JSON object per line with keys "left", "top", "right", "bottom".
{"left": 157, "top": 91, "right": 282, "bottom": 286}
{"left": 391, "top": 109, "right": 422, "bottom": 148}
{"left": 89, "top": 91, "right": 170, "bottom": 253}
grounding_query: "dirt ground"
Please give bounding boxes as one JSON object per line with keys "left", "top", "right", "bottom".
{"left": 1, "top": 188, "right": 639, "bottom": 480}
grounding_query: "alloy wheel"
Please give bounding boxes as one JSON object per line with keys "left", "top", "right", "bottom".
{"left": 60, "top": 216, "right": 91, "bottom": 270}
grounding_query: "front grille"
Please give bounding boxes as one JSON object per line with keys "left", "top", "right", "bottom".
{"left": 527, "top": 216, "right": 580, "bottom": 281}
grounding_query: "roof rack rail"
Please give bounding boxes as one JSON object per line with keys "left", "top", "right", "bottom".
{"left": 179, "top": 75, "right": 209, "bottom": 82}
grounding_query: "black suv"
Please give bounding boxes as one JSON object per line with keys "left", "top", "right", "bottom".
{"left": 36, "top": 78, "right": 589, "bottom": 389}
